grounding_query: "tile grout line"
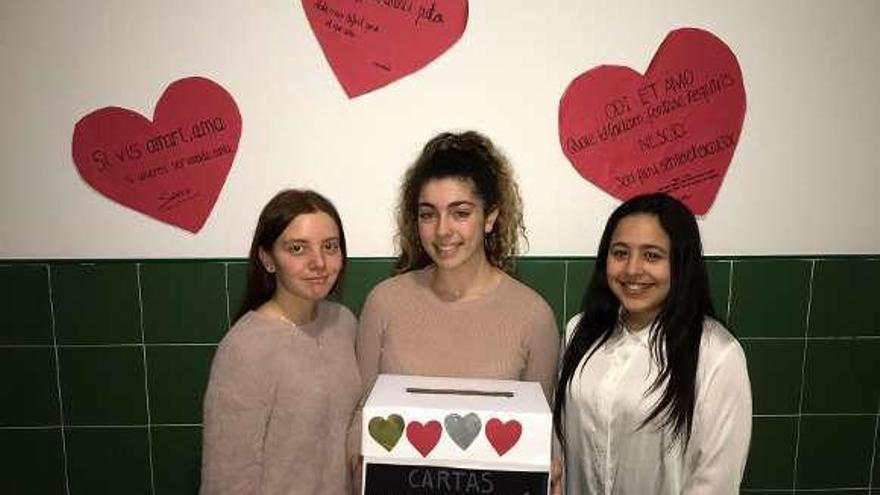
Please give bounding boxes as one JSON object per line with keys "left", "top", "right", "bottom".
{"left": 868, "top": 407, "right": 878, "bottom": 495}
{"left": 136, "top": 263, "right": 157, "bottom": 495}
{"left": 745, "top": 488, "right": 873, "bottom": 493}
{"left": 0, "top": 342, "right": 221, "bottom": 348}
{"left": 5, "top": 423, "right": 204, "bottom": 429}
{"left": 752, "top": 413, "right": 877, "bottom": 418}
{"left": 46, "top": 264, "right": 72, "bottom": 495}
{"left": 798, "top": 412, "right": 879, "bottom": 417}
{"left": 562, "top": 261, "right": 569, "bottom": 326}
{"left": 0, "top": 343, "right": 65, "bottom": 348}
{"left": 744, "top": 489, "right": 872, "bottom": 493}
{"left": 0, "top": 425, "right": 65, "bottom": 430}
{"left": 224, "top": 262, "right": 231, "bottom": 329}
{"left": 792, "top": 259, "right": 816, "bottom": 492}
{"left": 726, "top": 259, "right": 734, "bottom": 322}
{"left": 739, "top": 336, "right": 880, "bottom": 341}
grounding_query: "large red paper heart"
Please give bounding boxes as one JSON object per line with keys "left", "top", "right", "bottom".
{"left": 301, "top": 0, "right": 468, "bottom": 97}
{"left": 406, "top": 420, "right": 442, "bottom": 457}
{"left": 485, "top": 418, "right": 521, "bottom": 456}
{"left": 72, "top": 77, "right": 242, "bottom": 233}
{"left": 559, "top": 28, "right": 746, "bottom": 214}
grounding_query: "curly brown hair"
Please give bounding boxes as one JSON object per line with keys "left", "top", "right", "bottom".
{"left": 394, "top": 131, "right": 526, "bottom": 274}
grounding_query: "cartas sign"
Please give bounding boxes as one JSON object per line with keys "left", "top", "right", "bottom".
{"left": 364, "top": 463, "right": 548, "bottom": 495}
{"left": 558, "top": 28, "right": 746, "bottom": 214}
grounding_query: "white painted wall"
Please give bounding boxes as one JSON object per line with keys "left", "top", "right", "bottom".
{"left": 2, "top": 0, "right": 878, "bottom": 258}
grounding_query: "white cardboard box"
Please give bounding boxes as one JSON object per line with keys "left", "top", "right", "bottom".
{"left": 361, "top": 374, "right": 551, "bottom": 494}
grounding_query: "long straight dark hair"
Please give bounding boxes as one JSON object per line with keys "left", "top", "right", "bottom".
{"left": 235, "top": 189, "right": 347, "bottom": 322}
{"left": 553, "top": 193, "right": 719, "bottom": 448}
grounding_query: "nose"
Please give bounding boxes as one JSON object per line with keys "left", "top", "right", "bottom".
{"left": 624, "top": 254, "right": 642, "bottom": 275}
{"left": 309, "top": 250, "right": 326, "bottom": 271}
{"left": 435, "top": 213, "right": 452, "bottom": 238}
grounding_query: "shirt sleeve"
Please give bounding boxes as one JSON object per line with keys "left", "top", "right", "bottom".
{"left": 200, "top": 336, "right": 277, "bottom": 495}
{"left": 682, "top": 338, "right": 752, "bottom": 495}
{"left": 355, "top": 288, "right": 386, "bottom": 401}
{"left": 351, "top": 288, "right": 387, "bottom": 462}
{"left": 523, "top": 301, "right": 561, "bottom": 402}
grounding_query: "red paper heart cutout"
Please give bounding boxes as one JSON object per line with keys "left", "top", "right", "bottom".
{"left": 406, "top": 420, "right": 442, "bottom": 457}
{"left": 301, "top": 0, "right": 468, "bottom": 97}
{"left": 72, "top": 77, "right": 242, "bottom": 233}
{"left": 485, "top": 418, "right": 521, "bottom": 456}
{"left": 559, "top": 28, "right": 746, "bottom": 215}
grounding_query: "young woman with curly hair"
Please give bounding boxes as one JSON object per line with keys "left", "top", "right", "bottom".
{"left": 356, "top": 130, "right": 559, "bottom": 400}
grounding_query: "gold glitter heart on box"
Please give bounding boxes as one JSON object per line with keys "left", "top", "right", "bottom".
{"left": 368, "top": 414, "right": 405, "bottom": 452}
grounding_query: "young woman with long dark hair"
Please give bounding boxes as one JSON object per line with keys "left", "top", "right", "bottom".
{"left": 553, "top": 193, "right": 751, "bottom": 494}
{"left": 200, "top": 189, "right": 360, "bottom": 495}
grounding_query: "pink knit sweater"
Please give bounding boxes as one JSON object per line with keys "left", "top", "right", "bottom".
{"left": 200, "top": 301, "right": 360, "bottom": 495}
{"left": 357, "top": 267, "right": 560, "bottom": 401}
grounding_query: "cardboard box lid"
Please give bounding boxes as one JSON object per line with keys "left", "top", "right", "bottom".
{"left": 362, "top": 374, "right": 552, "bottom": 470}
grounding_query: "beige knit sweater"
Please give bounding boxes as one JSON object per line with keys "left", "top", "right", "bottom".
{"left": 200, "top": 301, "right": 361, "bottom": 495}
{"left": 356, "top": 267, "right": 561, "bottom": 401}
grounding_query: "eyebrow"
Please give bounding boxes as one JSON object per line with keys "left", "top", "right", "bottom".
{"left": 418, "top": 201, "right": 477, "bottom": 209}
{"left": 284, "top": 236, "right": 340, "bottom": 244}
{"left": 610, "top": 241, "right": 669, "bottom": 253}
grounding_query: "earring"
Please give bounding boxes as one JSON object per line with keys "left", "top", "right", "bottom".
{"left": 265, "top": 264, "right": 275, "bottom": 273}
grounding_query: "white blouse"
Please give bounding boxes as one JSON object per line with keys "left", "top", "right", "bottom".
{"left": 562, "top": 314, "right": 751, "bottom": 495}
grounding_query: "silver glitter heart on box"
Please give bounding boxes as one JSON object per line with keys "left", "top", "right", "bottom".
{"left": 444, "top": 413, "right": 482, "bottom": 450}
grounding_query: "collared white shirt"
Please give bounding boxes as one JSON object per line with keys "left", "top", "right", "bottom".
{"left": 563, "top": 314, "right": 751, "bottom": 495}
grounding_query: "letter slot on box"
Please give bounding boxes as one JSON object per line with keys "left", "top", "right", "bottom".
{"left": 362, "top": 374, "right": 551, "bottom": 495}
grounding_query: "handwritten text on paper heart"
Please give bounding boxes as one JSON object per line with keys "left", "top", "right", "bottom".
{"left": 559, "top": 28, "right": 746, "bottom": 214}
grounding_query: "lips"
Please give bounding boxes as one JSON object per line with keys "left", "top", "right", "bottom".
{"left": 434, "top": 242, "right": 461, "bottom": 258}
{"left": 616, "top": 280, "right": 655, "bottom": 297}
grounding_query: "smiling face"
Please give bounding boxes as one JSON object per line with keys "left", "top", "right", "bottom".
{"left": 606, "top": 213, "right": 672, "bottom": 329}
{"left": 417, "top": 177, "right": 499, "bottom": 273}
{"left": 259, "top": 211, "right": 343, "bottom": 304}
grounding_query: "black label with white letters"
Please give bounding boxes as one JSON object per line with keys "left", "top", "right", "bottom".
{"left": 364, "top": 462, "right": 548, "bottom": 495}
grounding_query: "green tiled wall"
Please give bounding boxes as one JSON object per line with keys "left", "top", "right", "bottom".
{"left": 1, "top": 256, "right": 878, "bottom": 495}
